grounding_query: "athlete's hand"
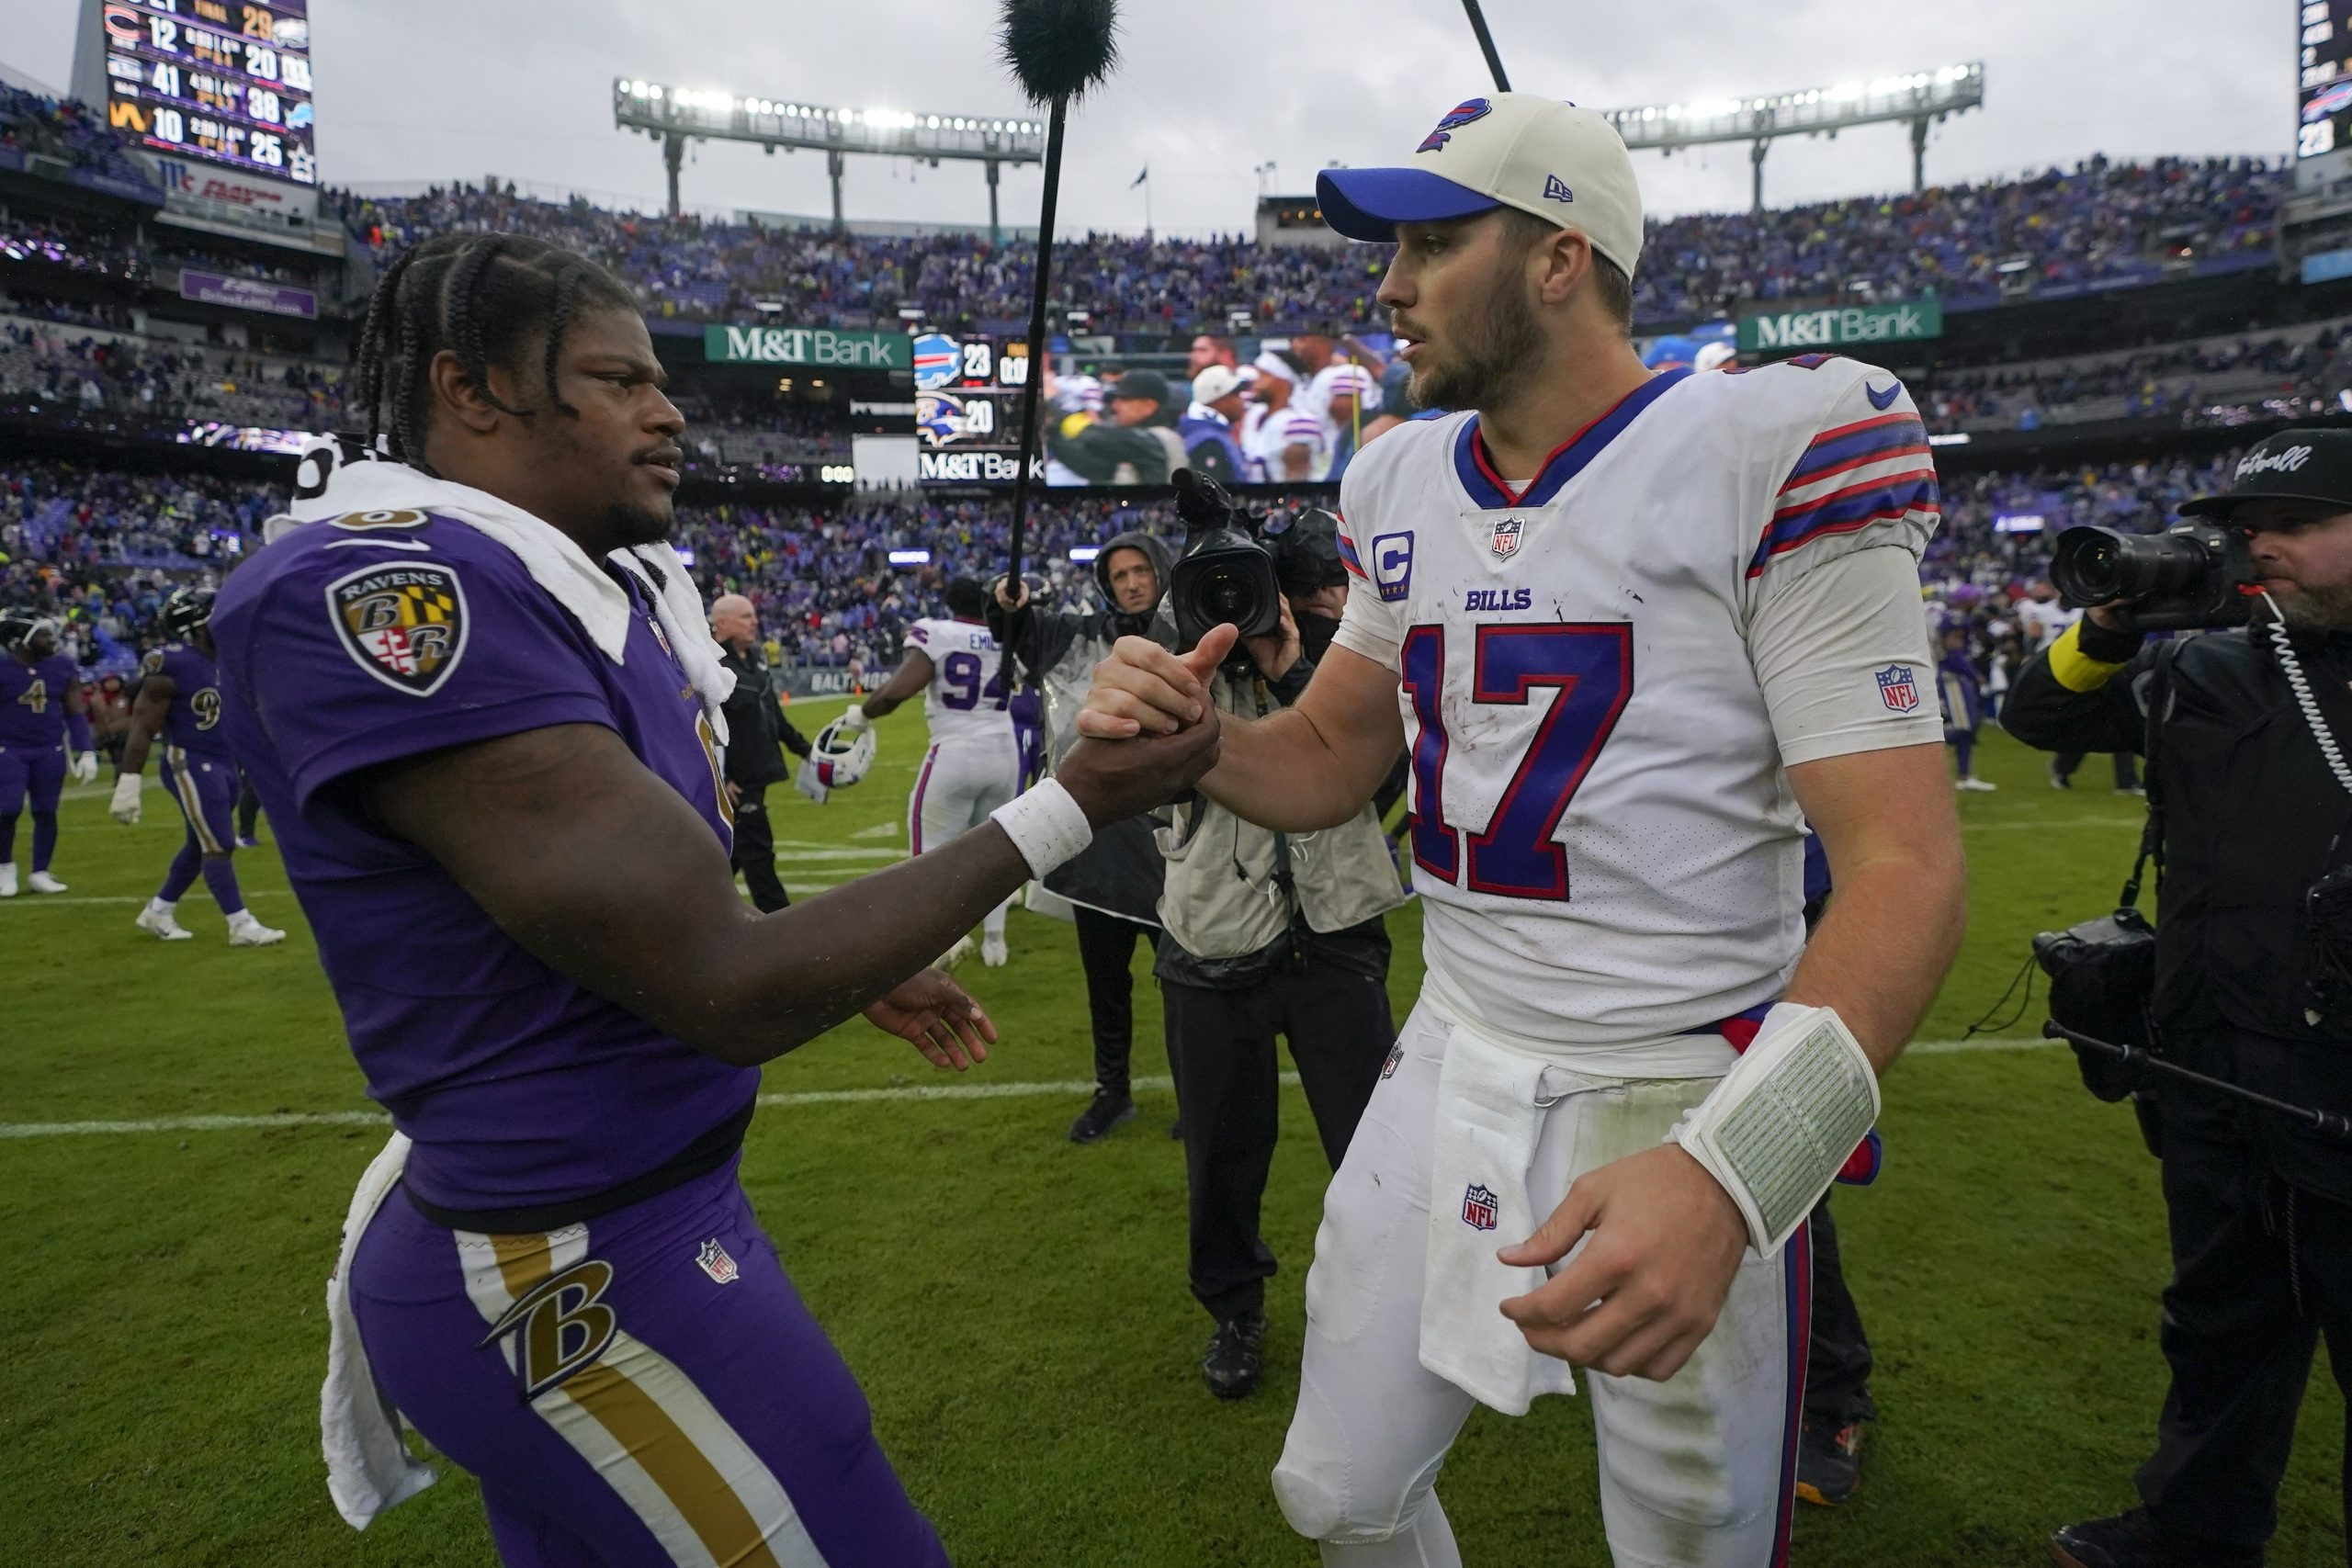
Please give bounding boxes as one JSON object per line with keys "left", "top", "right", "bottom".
{"left": 864, "top": 969, "right": 997, "bottom": 1071}
{"left": 1055, "top": 710, "right": 1223, "bottom": 826}
{"left": 1496, "top": 1144, "right": 1749, "bottom": 1382}
{"left": 69, "top": 750, "right": 98, "bottom": 784}
{"left": 108, "top": 773, "right": 141, "bottom": 825}
{"left": 1076, "top": 626, "right": 1238, "bottom": 739}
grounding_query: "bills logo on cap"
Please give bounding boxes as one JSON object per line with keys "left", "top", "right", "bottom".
{"left": 1462, "top": 1183, "right": 1499, "bottom": 1231}
{"left": 1490, "top": 515, "right": 1523, "bottom": 560}
{"left": 1418, "top": 98, "right": 1493, "bottom": 154}
{"left": 1875, "top": 663, "right": 1920, "bottom": 713}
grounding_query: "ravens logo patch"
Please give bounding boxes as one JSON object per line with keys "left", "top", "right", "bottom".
{"left": 325, "top": 561, "right": 469, "bottom": 696}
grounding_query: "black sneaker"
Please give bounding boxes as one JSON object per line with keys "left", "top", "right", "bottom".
{"left": 1067, "top": 1089, "right": 1135, "bottom": 1145}
{"left": 2051, "top": 1507, "right": 2264, "bottom": 1568}
{"left": 1202, "top": 1313, "right": 1265, "bottom": 1400}
{"left": 1794, "top": 1418, "right": 1864, "bottom": 1506}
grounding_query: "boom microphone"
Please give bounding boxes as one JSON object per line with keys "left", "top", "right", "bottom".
{"left": 996, "top": 0, "right": 1122, "bottom": 672}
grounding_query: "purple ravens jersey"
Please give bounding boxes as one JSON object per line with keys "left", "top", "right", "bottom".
{"left": 0, "top": 651, "right": 77, "bottom": 749}
{"left": 212, "top": 513, "right": 752, "bottom": 1216}
{"left": 143, "top": 642, "right": 235, "bottom": 758}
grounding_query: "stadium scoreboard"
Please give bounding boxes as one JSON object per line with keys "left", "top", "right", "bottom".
{"left": 912, "top": 332, "right": 1038, "bottom": 483}
{"left": 2301, "top": 1, "right": 2352, "bottom": 159}
{"left": 96, "top": 0, "right": 317, "bottom": 186}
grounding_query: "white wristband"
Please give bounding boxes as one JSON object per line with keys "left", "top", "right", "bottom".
{"left": 989, "top": 779, "right": 1094, "bottom": 877}
{"left": 1665, "top": 1003, "right": 1880, "bottom": 1258}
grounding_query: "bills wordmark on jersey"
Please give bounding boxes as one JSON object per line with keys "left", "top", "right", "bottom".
{"left": 325, "top": 561, "right": 469, "bottom": 696}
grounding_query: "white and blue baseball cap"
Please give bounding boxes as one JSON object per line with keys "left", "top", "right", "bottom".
{"left": 1317, "top": 93, "right": 1645, "bottom": 278}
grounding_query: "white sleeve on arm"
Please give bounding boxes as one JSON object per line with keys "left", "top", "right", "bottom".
{"left": 1329, "top": 513, "right": 1404, "bottom": 671}
{"left": 1751, "top": 545, "right": 1943, "bottom": 766}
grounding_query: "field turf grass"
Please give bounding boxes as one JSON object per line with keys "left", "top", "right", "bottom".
{"left": 2, "top": 709, "right": 2342, "bottom": 1566}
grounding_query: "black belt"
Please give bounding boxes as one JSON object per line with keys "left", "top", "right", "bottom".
{"left": 403, "top": 1099, "right": 755, "bottom": 1234}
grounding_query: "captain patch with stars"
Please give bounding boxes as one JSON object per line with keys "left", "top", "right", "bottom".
{"left": 326, "top": 562, "right": 469, "bottom": 696}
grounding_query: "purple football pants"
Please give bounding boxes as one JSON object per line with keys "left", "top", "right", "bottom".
{"left": 351, "top": 1156, "right": 948, "bottom": 1568}
{"left": 0, "top": 741, "right": 66, "bottom": 817}
{"left": 158, "top": 747, "right": 239, "bottom": 855}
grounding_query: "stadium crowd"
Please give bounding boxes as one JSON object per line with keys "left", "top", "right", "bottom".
{"left": 324, "top": 155, "right": 2283, "bottom": 332}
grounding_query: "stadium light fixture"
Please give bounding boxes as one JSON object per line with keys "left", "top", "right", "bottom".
{"left": 1600, "top": 62, "right": 1985, "bottom": 210}
{"left": 613, "top": 76, "right": 1047, "bottom": 234}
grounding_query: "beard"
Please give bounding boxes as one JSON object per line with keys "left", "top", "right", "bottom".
{"left": 603, "top": 496, "right": 675, "bottom": 549}
{"left": 2268, "top": 576, "right": 2352, "bottom": 632}
{"left": 1407, "top": 265, "right": 1546, "bottom": 414}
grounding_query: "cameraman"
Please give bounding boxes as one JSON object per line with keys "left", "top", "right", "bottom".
{"left": 994, "top": 534, "right": 1175, "bottom": 1144}
{"left": 2004, "top": 429, "right": 2352, "bottom": 1568}
{"left": 1157, "top": 507, "right": 1406, "bottom": 1403}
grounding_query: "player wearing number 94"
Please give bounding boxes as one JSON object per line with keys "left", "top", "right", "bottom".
{"left": 1080, "top": 92, "right": 1966, "bottom": 1568}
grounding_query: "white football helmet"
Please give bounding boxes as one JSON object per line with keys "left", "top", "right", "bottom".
{"left": 808, "top": 716, "right": 877, "bottom": 788}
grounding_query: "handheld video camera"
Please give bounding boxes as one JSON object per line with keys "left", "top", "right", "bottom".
{"left": 2050, "top": 518, "right": 2255, "bottom": 631}
{"left": 1168, "top": 468, "right": 1283, "bottom": 658}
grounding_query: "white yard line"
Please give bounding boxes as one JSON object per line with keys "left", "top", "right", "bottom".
{"left": 0, "top": 1044, "right": 2061, "bottom": 1140}
{"left": 0, "top": 888, "right": 298, "bottom": 908}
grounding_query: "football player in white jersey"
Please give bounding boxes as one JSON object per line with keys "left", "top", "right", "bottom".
{"left": 842, "top": 579, "right": 1021, "bottom": 965}
{"left": 1076, "top": 94, "right": 1965, "bottom": 1568}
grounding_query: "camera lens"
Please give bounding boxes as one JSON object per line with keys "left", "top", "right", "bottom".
{"left": 2064, "top": 534, "right": 2127, "bottom": 603}
{"left": 1201, "top": 569, "right": 1254, "bottom": 623}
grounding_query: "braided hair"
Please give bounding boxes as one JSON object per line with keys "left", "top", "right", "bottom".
{"left": 348, "top": 233, "right": 639, "bottom": 467}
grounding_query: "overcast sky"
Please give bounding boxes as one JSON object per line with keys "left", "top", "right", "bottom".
{"left": 4, "top": 0, "right": 2295, "bottom": 234}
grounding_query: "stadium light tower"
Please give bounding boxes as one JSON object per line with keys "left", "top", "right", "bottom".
{"left": 613, "top": 79, "right": 1047, "bottom": 238}
{"left": 1600, "top": 62, "right": 1985, "bottom": 213}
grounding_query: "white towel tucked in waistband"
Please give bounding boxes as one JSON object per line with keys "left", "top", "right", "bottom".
{"left": 322, "top": 1132, "right": 435, "bottom": 1529}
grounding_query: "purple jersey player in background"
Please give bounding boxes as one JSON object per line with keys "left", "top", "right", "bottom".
{"left": 211, "top": 233, "right": 1216, "bottom": 1568}
{"left": 0, "top": 611, "right": 98, "bottom": 897}
{"left": 108, "top": 588, "right": 285, "bottom": 946}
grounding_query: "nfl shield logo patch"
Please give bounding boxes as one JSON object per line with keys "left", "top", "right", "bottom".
{"left": 1380, "top": 1041, "right": 1404, "bottom": 1079}
{"left": 1489, "top": 516, "right": 1523, "bottom": 560}
{"left": 695, "top": 1238, "right": 741, "bottom": 1285}
{"left": 1874, "top": 663, "right": 1920, "bottom": 713}
{"left": 325, "top": 562, "right": 468, "bottom": 697}
{"left": 1462, "top": 1183, "right": 1499, "bottom": 1231}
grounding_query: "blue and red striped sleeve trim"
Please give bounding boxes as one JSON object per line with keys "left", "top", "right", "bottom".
{"left": 1336, "top": 533, "right": 1367, "bottom": 579}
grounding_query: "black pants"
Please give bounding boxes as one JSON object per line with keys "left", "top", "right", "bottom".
{"left": 1805, "top": 1197, "right": 1876, "bottom": 1427}
{"left": 729, "top": 788, "right": 789, "bottom": 912}
{"left": 1075, "top": 905, "right": 1154, "bottom": 1094}
{"left": 2133, "top": 1100, "right": 2352, "bottom": 1555}
{"left": 235, "top": 771, "right": 263, "bottom": 841}
{"left": 2054, "top": 750, "right": 2142, "bottom": 790}
{"left": 1163, "top": 959, "right": 1394, "bottom": 1324}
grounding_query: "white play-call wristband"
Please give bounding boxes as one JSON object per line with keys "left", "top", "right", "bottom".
{"left": 1665, "top": 1003, "right": 1881, "bottom": 1258}
{"left": 989, "top": 779, "right": 1094, "bottom": 878}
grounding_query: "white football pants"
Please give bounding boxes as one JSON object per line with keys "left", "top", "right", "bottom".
{"left": 1272, "top": 999, "right": 1808, "bottom": 1568}
{"left": 908, "top": 734, "right": 1021, "bottom": 938}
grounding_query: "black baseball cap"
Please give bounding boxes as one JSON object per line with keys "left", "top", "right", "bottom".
{"left": 2181, "top": 428, "right": 2352, "bottom": 520}
{"left": 1106, "top": 370, "right": 1170, "bottom": 407}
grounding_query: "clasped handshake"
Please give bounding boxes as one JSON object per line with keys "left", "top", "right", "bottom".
{"left": 1051, "top": 625, "right": 1245, "bottom": 826}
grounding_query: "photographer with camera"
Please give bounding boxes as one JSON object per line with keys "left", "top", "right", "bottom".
{"left": 2005, "top": 429, "right": 2352, "bottom": 1568}
{"left": 994, "top": 534, "right": 1176, "bottom": 1144}
{"left": 1155, "top": 475, "right": 1407, "bottom": 1402}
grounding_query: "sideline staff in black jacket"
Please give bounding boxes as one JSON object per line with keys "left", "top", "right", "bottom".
{"left": 2003, "top": 429, "right": 2352, "bottom": 1568}
{"left": 711, "top": 592, "right": 811, "bottom": 912}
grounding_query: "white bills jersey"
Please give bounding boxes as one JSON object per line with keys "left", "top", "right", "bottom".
{"left": 1331, "top": 355, "right": 1942, "bottom": 1047}
{"left": 1249, "top": 401, "right": 1332, "bottom": 483}
{"left": 907, "top": 617, "right": 1013, "bottom": 745}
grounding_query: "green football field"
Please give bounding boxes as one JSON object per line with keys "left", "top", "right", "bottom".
{"left": 2, "top": 710, "right": 2342, "bottom": 1566}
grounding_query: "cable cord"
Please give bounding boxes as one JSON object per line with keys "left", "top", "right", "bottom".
{"left": 2259, "top": 590, "right": 2352, "bottom": 799}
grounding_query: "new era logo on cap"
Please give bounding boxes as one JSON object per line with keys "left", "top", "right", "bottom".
{"left": 1543, "top": 174, "right": 1573, "bottom": 204}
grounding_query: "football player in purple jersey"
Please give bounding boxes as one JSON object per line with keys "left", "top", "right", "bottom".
{"left": 0, "top": 611, "right": 99, "bottom": 897}
{"left": 109, "top": 589, "right": 285, "bottom": 945}
{"left": 211, "top": 232, "right": 1217, "bottom": 1568}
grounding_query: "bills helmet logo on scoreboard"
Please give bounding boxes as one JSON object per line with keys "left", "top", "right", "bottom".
{"left": 1462, "top": 1183, "right": 1499, "bottom": 1231}
{"left": 1875, "top": 662, "right": 1921, "bottom": 713}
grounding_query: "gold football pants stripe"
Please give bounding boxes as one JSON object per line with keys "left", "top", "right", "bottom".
{"left": 477, "top": 1235, "right": 819, "bottom": 1568}
{"left": 164, "top": 748, "right": 224, "bottom": 854}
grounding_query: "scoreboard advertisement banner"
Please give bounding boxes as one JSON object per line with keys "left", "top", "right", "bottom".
{"left": 912, "top": 332, "right": 1041, "bottom": 484}
{"left": 2301, "top": 0, "right": 2352, "bottom": 160}
{"left": 95, "top": 0, "right": 317, "bottom": 186}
